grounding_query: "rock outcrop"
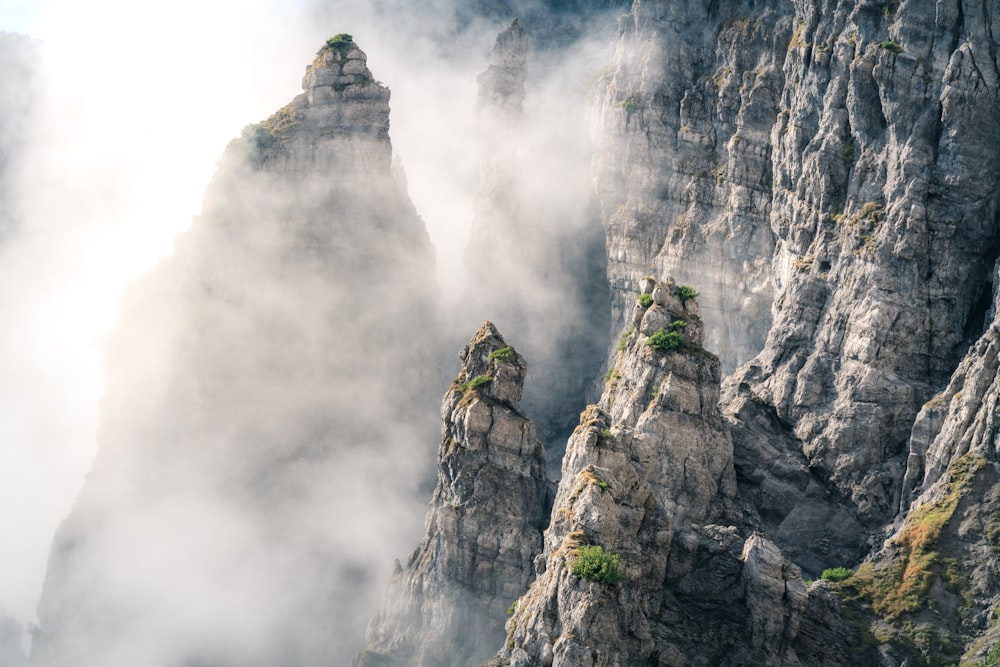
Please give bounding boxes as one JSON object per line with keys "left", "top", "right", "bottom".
{"left": 824, "top": 258, "right": 1000, "bottom": 665}
{"left": 486, "top": 280, "right": 876, "bottom": 666}
{"left": 589, "top": 0, "right": 1000, "bottom": 581}
{"left": 584, "top": 1, "right": 1000, "bottom": 662}
{"left": 27, "top": 2, "right": 1000, "bottom": 665}
{"left": 462, "top": 20, "right": 610, "bottom": 470}
{"left": 33, "top": 37, "right": 439, "bottom": 667}
{"left": 356, "top": 322, "right": 549, "bottom": 667}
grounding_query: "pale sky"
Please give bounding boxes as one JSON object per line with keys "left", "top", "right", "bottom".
{"left": 1, "top": 0, "right": 43, "bottom": 34}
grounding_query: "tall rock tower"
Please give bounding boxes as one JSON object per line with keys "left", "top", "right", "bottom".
{"left": 33, "top": 36, "right": 440, "bottom": 667}
{"left": 356, "top": 322, "right": 549, "bottom": 666}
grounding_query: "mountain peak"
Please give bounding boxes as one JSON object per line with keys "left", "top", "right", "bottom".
{"left": 306, "top": 34, "right": 376, "bottom": 91}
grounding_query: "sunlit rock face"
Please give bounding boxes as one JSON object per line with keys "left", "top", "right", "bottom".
{"left": 720, "top": 0, "right": 1000, "bottom": 579}
{"left": 356, "top": 322, "right": 549, "bottom": 667}
{"left": 592, "top": 1, "right": 792, "bottom": 377}
{"left": 33, "top": 38, "right": 440, "bottom": 667}
{"left": 592, "top": 0, "right": 1000, "bottom": 581}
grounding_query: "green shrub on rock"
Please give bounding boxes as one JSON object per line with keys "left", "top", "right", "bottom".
{"left": 572, "top": 545, "right": 625, "bottom": 584}
{"left": 821, "top": 567, "right": 853, "bottom": 582}
{"left": 646, "top": 328, "right": 685, "bottom": 352}
{"left": 676, "top": 285, "right": 700, "bottom": 301}
{"left": 488, "top": 346, "right": 516, "bottom": 363}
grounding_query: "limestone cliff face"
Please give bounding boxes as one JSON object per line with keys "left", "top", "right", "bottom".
{"left": 486, "top": 281, "right": 873, "bottom": 666}
{"left": 592, "top": 0, "right": 1000, "bottom": 575}
{"left": 593, "top": 1, "right": 793, "bottom": 375}
{"left": 349, "top": 1, "right": 1000, "bottom": 662}
{"left": 584, "top": 1, "right": 1000, "bottom": 662}
{"left": 721, "top": 0, "right": 1000, "bottom": 575}
{"left": 840, "top": 259, "right": 1000, "bottom": 665}
{"left": 33, "top": 37, "right": 439, "bottom": 667}
{"left": 463, "top": 20, "right": 610, "bottom": 470}
{"left": 356, "top": 322, "right": 548, "bottom": 667}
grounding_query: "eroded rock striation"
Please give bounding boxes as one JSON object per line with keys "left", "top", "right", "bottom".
{"left": 721, "top": 0, "right": 1000, "bottom": 576}
{"left": 586, "top": 1, "right": 1000, "bottom": 662}
{"left": 356, "top": 322, "right": 549, "bottom": 667}
{"left": 33, "top": 37, "right": 439, "bottom": 667}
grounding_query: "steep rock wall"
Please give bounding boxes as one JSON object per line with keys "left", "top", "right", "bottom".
{"left": 725, "top": 0, "right": 1000, "bottom": 573}
{"left": 593, "top": 0, "right": 794, "bottom": 374}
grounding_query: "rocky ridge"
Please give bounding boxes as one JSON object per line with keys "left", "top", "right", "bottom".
{"left": 356, "top": 322, "right": 549, "bottom": 667}
{"left": 33, "top": 37, "right": 439, "bottom": 667}
{"left": 486, "top": 280, "right": 873, "bottom": 666}
{"left": 587, "top": 0, "right": 1000, "bottom": 662}
{"left": 363, "top": 2, "right": 1000, "bottom": 662}
{"left": 26, "top": 2, "right": 1000, "bottom": 665}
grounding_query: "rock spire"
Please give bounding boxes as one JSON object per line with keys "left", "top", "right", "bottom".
{"left": 356, "top": 322, "right": 549, "bottom": 667}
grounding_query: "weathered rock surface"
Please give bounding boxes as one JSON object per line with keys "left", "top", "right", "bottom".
{"left": 356, "top": 322, "right": 548, "bottom": 667}
{"left": 485, "top": 281, "right": 872, "bottom": 666}
{"left": 825, "top": 259, "right": 1000, "bottom": 665}
{"left": 720, "top": 0, "right": 1000, "bottom": 577}
{"left": 33, "top": 37, "right": 439, "bottom": 667}
{"left": 592, "top": 1, "right": 793, "bottom": 375}
{"left": 585, "top": 1, "right": 1000, "bottom": 662}
{"left": 462, "top": 20, "right": 610, "bottom": 471}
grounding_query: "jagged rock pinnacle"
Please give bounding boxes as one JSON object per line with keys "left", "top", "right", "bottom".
{"left": 356, "top": 323, "right": 548, "bottom": 667}
{"left": 486, "top": 280, "right": 869, "bottom": 665}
